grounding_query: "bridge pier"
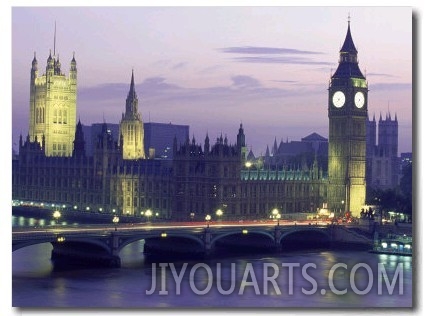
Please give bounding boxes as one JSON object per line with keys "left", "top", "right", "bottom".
{"left": 109, "top": 233, "right": 122, "bottom": 268}
{"left": 274, "top": 226, "right": 282, "bottom": 252}
{"left": 204, "top": 228, "right": 212, "bottom": 256}
{"left": 51, "top": 244, "right": 121, "bottom": 269}
{"left": 49, "top": 233, "right": 122, "bottom": 269}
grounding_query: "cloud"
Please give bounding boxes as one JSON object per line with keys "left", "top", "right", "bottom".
{"left": 220, "top": 46, "right": 323, "bottom": 55}
{"left": 198, "top": 64, "right": 224, "bottom": 74}
{"left": 76, "top": 75, "right": 325, "bottom": 112}
{"left": 231, "top": 75, "right": 261, "bottom": 88}
{"left": 369, "top": 82, "right": 412, "bottom": 91}
{"left": 171, "top": 62, "right": 187, "bottom": 70}
{"left": 271, "top": 80, "right": 298, "bottom": 83}
{"left": 230, "top": 56, "right": 333, "bottom": 66}
{"left": 218, "top": 46, "right": 332, "bottom": 66}
{"left": 367, "top": 72, "right": 395, "bottom": 78}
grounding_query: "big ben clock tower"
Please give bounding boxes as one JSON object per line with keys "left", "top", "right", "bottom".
{"left": 328, "top": 19, "right": 367, "bottom": 217}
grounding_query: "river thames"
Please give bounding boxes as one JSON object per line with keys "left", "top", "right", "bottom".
{"left": 12, "top": 216, "right": 412, "bottom": 309}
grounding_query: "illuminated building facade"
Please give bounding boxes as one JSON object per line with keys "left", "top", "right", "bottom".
{"left": 14, "top": 21, "right": 394, "bottom": 220}
{"left": 29, "top": 50, "right": 77, "bottom": 157}
{"left": 171, "top": 127, "right": 327, "bottom": 221}
{"left": 327, "top": 20, "right": 367, "bottom": 217}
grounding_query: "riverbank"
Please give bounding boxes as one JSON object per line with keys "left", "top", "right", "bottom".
{"left": 12, "top": 205, "right": 148, "bottom": 225}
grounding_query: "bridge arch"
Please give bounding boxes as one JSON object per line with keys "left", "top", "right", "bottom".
{"left": 279, "top": 227, "right": 331, "bottom": 250}
{"left": 279, "top": 227, "right": 331, "bottom": 243}
{"left": 211, "top": 230, "right": 275, "bottom": 246}
{"left": 116, "top": 233, "right": 205, "bottom": 253}
{"left": 13, "top": 239, "right": 55, "bottom": 252}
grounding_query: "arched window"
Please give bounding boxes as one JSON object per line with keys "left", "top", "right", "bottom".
{"left": 53, "top": 109, "right": 58, "bottom": 123}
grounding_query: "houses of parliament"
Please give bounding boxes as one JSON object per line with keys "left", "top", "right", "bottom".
{"left": 12, "top": 21, "right": 403, "bottom": 220}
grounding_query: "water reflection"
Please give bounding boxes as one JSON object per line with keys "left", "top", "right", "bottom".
{"left": 12, "top": 240, "right": 412, "bottom": 308}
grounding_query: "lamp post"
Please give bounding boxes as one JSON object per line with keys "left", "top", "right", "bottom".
{"left": 341, "top": 200, "right": 344, "bottom": 216}
{"left": 216, "top": 209, "right": 223, "bottom": 222}
{"left": 205, "top": 214, "right": 211, "bottom": 228}
{"left": 145, "top": 209, "right": 153, "bottom": 223}
{"left": 53, "top": 210, "right": 61, "bottom": 227}
{"left": 245, "top": 161, "right": 252, "bottom": 177}
{"left": 112, "top": 215, "right": 119, "bottom": 231}
{"left": 272, "top": 208, "right": 281, "bottom": 226}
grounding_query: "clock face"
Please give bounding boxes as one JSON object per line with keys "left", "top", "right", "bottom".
{"left": 332, "top": 91, "right": 345, "bottom": 108}
{"left": 354, "top": 91, "right": 365, "bottom": 108}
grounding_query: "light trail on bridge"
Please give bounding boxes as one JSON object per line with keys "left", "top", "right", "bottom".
{"left": 12, "top": 220, "right": 331, "bottom": 235}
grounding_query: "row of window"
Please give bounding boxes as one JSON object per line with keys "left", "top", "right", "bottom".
{"left": 53, "top": 109, "right": 68, "bottom": 124}
{"left": 53, "top": 95, "right": 69, "bottom": 100}
{"left": 35, "top": 107, "right": 45, "bottom": 124}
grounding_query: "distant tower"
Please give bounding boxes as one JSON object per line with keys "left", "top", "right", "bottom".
{"left": 236, "top": 123, "right": 246, "bottom": 163}
{"left": 120, "top": 71, "right": 145, "bottom": 160}
{"left": 328, "top": 18, "right": 367, "bottom": 217}
{"left": 72, "top": 119, "right": 86, "bottom": 158}
{"left": 29, "top": 28, "right": 77, "bottom": 156}
{"left": 378, "top": 112, "right": 398, "bottom": 158}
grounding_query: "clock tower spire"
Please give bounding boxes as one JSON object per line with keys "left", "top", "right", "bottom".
{"left": 328, "top": 18, "right": 368, "bottom": 217}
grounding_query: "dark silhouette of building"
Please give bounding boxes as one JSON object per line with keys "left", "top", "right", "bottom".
{"left": 144, "top": 122, "right": 189, "bottom": 159}
{"left": 366, "top": 113, "right": 400, "bottom": 189}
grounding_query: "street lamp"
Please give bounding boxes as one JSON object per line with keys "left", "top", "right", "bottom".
{"left": 272, "top": 208, "right": 281, "bottom": 226}
{"left": 216, "top": 209, "right": 223, "bottom": 221}
{"left": 205, "top": 214, "right": 211, "bottom": 228}
{"left": 145, "top": 209, "right": 153, "bottom": 222}
{"left": 53, "top": 210, "right": 61, "bottom": 226}
{"left": 341, "top": 200, "right": 344, "bottom": 216}
{"left": 112, "top": 215, "right": 119, "bottom": 231}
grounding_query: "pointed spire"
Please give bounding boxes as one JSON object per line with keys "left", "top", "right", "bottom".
{"left": 332, "top": 17, "right": 364, "bottom": 80}
{"left": 273, "top": 137, "right": 278, "bottom": 155}
{"left": 127, "top": 69, "right": 137, "bottom": 101}
{"left": 32, "top": 52, "right": 38, "bottom": 72}
{"left": 340, "top": 15, "right": 358, "bottom": 54}
{"left": 265, "top": 145, "right": 270, "bottom": 157}
{"left": 131, "top": 69, "right": 135, "bottom": 90}
{"left": 124, "top": 69, "right": 139, "bottom": 117}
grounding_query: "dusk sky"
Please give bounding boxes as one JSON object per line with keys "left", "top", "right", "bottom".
{"left": 11, "top": 6, "right": 412, "bottom": 155}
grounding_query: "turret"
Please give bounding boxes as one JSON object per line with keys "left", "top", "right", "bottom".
{"left": 69, "top": 52, "right": 77, "bottom": 86}
{"left": 204, "top": 133, "right": 210, "bottom": 154}
{"left": 73, "top": 119, "right": 86, "bottom": 158}
{"left": 46, "top": 50, "right": 54, "bottom": 78}
{"left": 31, "top": 52, "right": 38, "bottom": 83}
{"left": 54, "top": 55, "right": 62, "bottom": 75}
{"left": 236, "top": 123, "right": 246, "bottom": 162}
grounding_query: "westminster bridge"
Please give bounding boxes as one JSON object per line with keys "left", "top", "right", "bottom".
{"left": 12, "top": 221, "right": 378, "bottom": 268}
